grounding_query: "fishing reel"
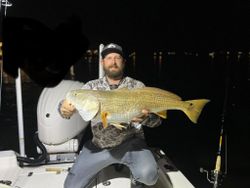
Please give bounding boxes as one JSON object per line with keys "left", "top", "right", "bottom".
{"left": 200, "top": 133, "right": 227, "bottom": 188}
{"left": 200, "top": 162, "right": 226, "bottom": 188}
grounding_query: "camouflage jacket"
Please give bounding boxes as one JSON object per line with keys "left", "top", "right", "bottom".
{"left": 82, "top": 76, "right": 161, "bottom": 149}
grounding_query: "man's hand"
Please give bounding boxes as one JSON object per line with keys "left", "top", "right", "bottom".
{"left": 60, "top": 99, "right": 76, "bottom": 119}
{"left": 131, "top": 109, "right": 150, "bottom": 123}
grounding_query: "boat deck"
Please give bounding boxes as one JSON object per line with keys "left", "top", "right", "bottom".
{"left": 0, "top": 150, "right": 194, "bottom": 188}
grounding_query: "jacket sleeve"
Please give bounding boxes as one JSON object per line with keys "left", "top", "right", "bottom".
{"left": 81, "top": 82, "right": 92, "bottom": 89}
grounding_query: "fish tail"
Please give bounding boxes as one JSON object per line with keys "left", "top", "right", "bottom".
{"left": 182, "top": 99, "right": 210, "bottom": 123}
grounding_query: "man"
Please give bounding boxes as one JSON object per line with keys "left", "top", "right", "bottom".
{"left": 60, "top": 43, "right": 162, "bottom": 188}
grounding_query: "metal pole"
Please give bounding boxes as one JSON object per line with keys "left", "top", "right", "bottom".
{"left": 15, "top": 68, "right": 26, "bottom": 156}
{"left": 99, "top": 44, "right": 104, "bottom": 78}
{"left": 0, "top": 1, "right": 23, "bottom": 155}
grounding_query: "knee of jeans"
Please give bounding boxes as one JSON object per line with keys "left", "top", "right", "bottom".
{"left": 134, "top": 167, "right": 158, "bottom": 185}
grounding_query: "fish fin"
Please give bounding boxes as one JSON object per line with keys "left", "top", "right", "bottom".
{"left": 155, "top": 110, "right": 167, "bottom": 119}
{"left": 77, "top": 96, "right": 99, "bottom": 121}
{"left": 183, "top": 99, "right": 210, "bottom": 123}
{"left": 110, "top": 123, "right": 127, "bottom": 130}
{"left": 101, "top": 112, "right": 109, "bottom": 129}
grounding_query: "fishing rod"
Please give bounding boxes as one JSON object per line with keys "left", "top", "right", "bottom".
{"left": 200, "top": 52, "right": 230, "bottom": 187}
{"left": 200, "top": 113, "right": 227, "bottom": 188}
{"left": 211, "top": 121, "right": 227, "bottom": 188}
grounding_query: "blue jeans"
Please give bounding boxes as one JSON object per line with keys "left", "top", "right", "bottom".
{"left": 64, "top": 137, "right": 159, "bottom": 188}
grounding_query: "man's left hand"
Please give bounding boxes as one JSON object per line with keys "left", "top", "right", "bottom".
{"left": 131, "top": 109, "right": 150, "bottom": 123}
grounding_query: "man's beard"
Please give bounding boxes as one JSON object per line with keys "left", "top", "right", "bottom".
{"left": 104, "top": 66, "right": 124, "bottom": 79}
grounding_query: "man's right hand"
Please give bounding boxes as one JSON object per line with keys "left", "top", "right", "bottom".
{"left": 60, "top": 99, "right": 76, "bottom": 119}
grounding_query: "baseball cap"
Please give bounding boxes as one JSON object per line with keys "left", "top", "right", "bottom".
{"left": 101, "top": 43, "right": 124, "bottom": 58}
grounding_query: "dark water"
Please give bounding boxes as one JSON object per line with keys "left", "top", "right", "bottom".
{"left": 1, "top": 51, "right": 250, "bottom": 188}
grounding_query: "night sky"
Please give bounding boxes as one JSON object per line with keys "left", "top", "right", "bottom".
{"left": 4, "top": 0, "right": 249, "bottom": 51}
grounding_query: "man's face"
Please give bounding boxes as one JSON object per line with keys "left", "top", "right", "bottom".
{"left": 102, "top": 53, "right": 125, "bottom": 79}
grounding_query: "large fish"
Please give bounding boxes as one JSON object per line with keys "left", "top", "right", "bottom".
{"left": 66, "top": 87, "right": 210, "bottom": 129}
